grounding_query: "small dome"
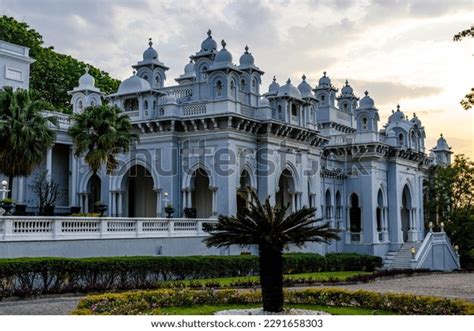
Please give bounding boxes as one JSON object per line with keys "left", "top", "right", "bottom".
{"left": 268, "top": 76, "right": 280, "bottom": 93}
{"left": 201, "top": 29, "right": 217, "bottom": 51}
{"left": 259, "top": 97, "right": 270, "bottom": 107}
{"left": 318, "top": 71, "right": 331, "bottom": 87}
{"left": 239, "top": 45, "right": 254, "bottom": 65}
{"left": 297, "top": 74, "right": 313, "bottom": 98}
{"left": 118, "top": 72, "right": 151, "bottom": 94}
{"left": 359, "top": 90, "right": 375, "bottom": 109}
{"left": 435, "top": 134, "right": 451, "bottom": 151}
{"left": 214, "top": 39, "right": 233, "bottom": 63}
{"left": 410, "top": 113, "right": 422, "bottom": 126}
{"left": 388, "top": 104, "right": 405, "bottom": 122}
{"left": 78, "top": 67, "right": 95, "bottom": 88}
{"left": 341, "top": 80, "right": 353, "bottom": 95}
{"left": 184, "top": 60, "right": 195, "bottom": 73}
{"left": 278, "top": 78, "right": 302, "bottom": 99}
{"left": 143, "top": 38, "right": 158, "bottom": 60}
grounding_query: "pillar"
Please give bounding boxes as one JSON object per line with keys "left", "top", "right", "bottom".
{"left": 117, "top": 191, "right": 123, "bottom": 217}
{"left": 210, "top": 186, "right": 218, "bottom": 217}
{"left": 69, "top": 146, "right": 78, "bottom": 206}
{"left": 46, "top": 147, "right": 53, "bottom": 179}
{"left": 154, "top": 187, "right": 162, "bottom": 217}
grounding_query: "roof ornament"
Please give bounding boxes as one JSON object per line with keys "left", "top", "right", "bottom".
{"left": 396, "top": 104, "right": 400, "bottom": 111}
{"left": 440, "top": 133, "right": 443, "bottom": 137}
{"left": 148, "top": 38, "right": 153, "bottom": 47}
{"left": 364, "top": 90, "right": 369, "bottom": 96}
{"left": 323, "top": 71, "right": 327, "bottom": 77}
{"left": 244, "top": 45, "right": 249, "bottom": 53}
{"left": 345, "top": 79, "right": 349, "bottom": 86}
{"left": 273, "top": 76, "right": 276, "bottom": 82}
{"left": 207, "top": 29, "right": 212, "bottom": 37}
{"left": 286, "top": 78, "right": 291, "bottom": 84}
{"left": 413, "top": 112, "right": 417, "bottom": 118}
{"left": 85, "top": 65, "right": 89, "bottom": 74}
{"left": 302, "top": 74, "right": 306, "bottom": 81}
{"left": 406, "top": 115, "right": 409, "bottom": 120}
{"left": 133, "top": 70, "right": 136, "bottom": 76}
{"left": 221, "top": 39, "right": 227, "bottom": 49}
{"left": 392, "top": 109, "right": 395, "bottom": 113}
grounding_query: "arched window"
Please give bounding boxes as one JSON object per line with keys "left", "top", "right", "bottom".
{"left": 215, "top": 80, "right": 223, "bottom": 97}
{"left": 91, "top": 100, "right": 96, "bottom": 107}
{"left": 291, "top": 104, "right": 297, "bottom": 117}
{"left": 240, "top": 79, "right": 246, "bottom": 90}
{"left": 144, "top": 100, "right": 149, "bottom": 110}
{"left": 349, "top": 193, "right": 361, "bottom": 233}
{"left": 398, "top": 133, "right": 404, "bottom": 146}
{"left": 376, "top": 189, "right": 384, "bottom": 234}
{"left": 361, "top": 117, "right": 368, "bottom": 130}
{"left": 325, "top": 189, "right": 332, "bottom": 219}
{"left": 230, "top": 80, "right": 236, "bottom": 98}
{"left": 155, "top": 75, "right": 161, "bottom": 86}
{"left": 77, "top": 100, "right": 83, "bottom": 111}
{"left": 335, "top": 191, "right": 342, "bottom": 219}
{"left": 411, "top": 131, "right": 417, "bottom": 149}
{"left": 124, "top": 98, "right": 139, "bottom": 111}
{"left": 143, "top": 74, "right": 149, "bottom": 81}
{"left": 320, "top": 94, "right": 325, "bottom": 103}
{"left": 201, "top": 66, "right": 208, "bottom": 80}
{"left": 343, "top": 103, "right": 348, "bottom": 110}
{"left": 252, "top": 78, "right": 257, "bottom": 93}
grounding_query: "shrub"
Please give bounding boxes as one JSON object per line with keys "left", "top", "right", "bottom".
{"left": 0, "top": 253, "right": 381, "bottom": 298}
{"left": 73, "top": 288, "right": 474, "bottom": 315}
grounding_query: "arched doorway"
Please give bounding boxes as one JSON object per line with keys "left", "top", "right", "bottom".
{"left": 237, "top": 170, "right": 252, "bottom": 215}
{"left": 87, "top": 174, "right": 101, "bottom": 213}
{"left": 275, "top": 169, "right": 295, "bottom": 211}
{"left": 325, "top": 189, "right": 332, "bottom": 220}
{"left": 191, "top": 168, "right": 212, "bottom": 218}
{"left": 376, "top": 189, "right": 384, "bottom": 241}
{"left": 123, "top": 165, "right": 156, "bottom": 217}
{"left": 335, "top": 191, "right": 342, "bottom": 226}
{"left": 401, "top": 185, "right": 412, "bottom": 242}
{"left": 349, "top": 193, "right": 361, "bottom": 242}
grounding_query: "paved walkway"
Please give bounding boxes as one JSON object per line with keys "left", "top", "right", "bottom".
{"left": 0, "top": 273, "right": 472, "bottom": 315}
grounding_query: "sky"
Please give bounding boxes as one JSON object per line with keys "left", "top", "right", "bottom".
{"left": 2, "top": 0, "right": 473, "bottom": 157}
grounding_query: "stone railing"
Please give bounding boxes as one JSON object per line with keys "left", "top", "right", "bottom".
{"left": 182, "top": 102, "right": 207, "bottom": 116}
{"left": 0, "top": 216, "right": 217, "bottom": 241}
{"left": 412, "top": 228, "right": 460, "bottom": 270}
{"left": 42, "top": 110, "right": 71, "bottom": 131}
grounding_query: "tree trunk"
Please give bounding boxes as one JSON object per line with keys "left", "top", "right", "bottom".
{"left": 259, "top": 244, "right": 284, "bottom": 312}
{"left": 7, "top": 175, "right": 14, "bottom": 199}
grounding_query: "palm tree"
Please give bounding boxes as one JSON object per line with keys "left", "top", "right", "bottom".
{"left": 68, "top": 105, "right": 138, "bottom": 174}
{"left": 204, "top": 190, "right": 339, "bottom": 312}
{"left": 0, "top": 87, "right": 57, "bottom": 198}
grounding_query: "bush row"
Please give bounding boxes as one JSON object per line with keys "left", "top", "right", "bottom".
{"left": 73, "top": 288, "right": 474, "bottom": 315}
{"left": 0, "top": 253, "right": 382, "bottom": 298}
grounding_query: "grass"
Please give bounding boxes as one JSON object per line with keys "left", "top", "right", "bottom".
{"left": 155, "top": 303, "right": 395, "bottom": 315}
{"left": 166, "top": 271, "right": 370, "bottom": 287}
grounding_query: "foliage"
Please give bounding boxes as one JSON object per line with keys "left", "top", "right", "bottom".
{"left": 424, "top": 154, "right": 474, "bottom": 267}
{"left": 0, "top": 254, "right": 379, "bottom": 298}
{"left": 0, "top": 198, "right": 14, "bottom": 204}
{"left": 0, "top": 16, "right": 120, "bottom": 112}
{"left": 0, "top": 87, "right": 57, "bottom": 198}
{"left": 204, "top": 190, "right": 339, "bottom": 312}
{"left": 30, "top": 170, "right": 61, "bottom": 215}
{"left": 453, "top": 26, "right": 473, "bottom": 110}
{"left": 73, "top": 288, "right": 474, "bottom": 315}
{"left": 70, "top": 213, "right": 101, "bottom": 217}
{"left": 68, "top": 105, "right": 138, "bottom": 174}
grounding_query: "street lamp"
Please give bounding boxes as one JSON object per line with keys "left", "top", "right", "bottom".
{"left": 1, "top": 180, "right": 9, "bottom": 200}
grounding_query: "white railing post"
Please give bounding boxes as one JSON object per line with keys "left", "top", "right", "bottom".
{"left": 53, "top": 218, "right": 62, "bottom": 239}
{"left": 197, "top": 220, "right": 203, "bottom": 235}
{"left": 100, "top": 219, "right": 108, "bottom": 237}
{"left": 136, "top": 219, "right": 143, "bottom": 237}
{"left": 3, "top": 218, "right": 13, "bottom": 240}
{"left": 168, "top": 219, "right": 174, "bottom": 236}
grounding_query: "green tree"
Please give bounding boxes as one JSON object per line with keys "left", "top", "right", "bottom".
{"left": 453, "top": 26, "right": 473, "bottom": 110}
{"left": 0, "top": 15, "right": 120, "bottom": 111}
{"left": 0, "top": 87, "right": 57, "bottom": 198}
{"left": 68, "top": 105, "right": 138, "bottom": 174}
{"left": 425, "top": 154, "right": 474, "bottom": 267}
{"left": 204, "top": 190, "right": 339, "bottom": 312}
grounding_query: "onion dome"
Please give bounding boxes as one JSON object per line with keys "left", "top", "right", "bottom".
{"left": 78, "top": 66, "right": 95, "bottom": 89}
{"left": 259, "top": 97, "right": 270, "bottom": 107}
{"left": 118, "top": 71, "right": 151, "bottom": 94}
{"left": 201, "top": 29, "right": 217, "bottom": 52}
{"left": 214, "top": 39, "right": 233, "bottom": 64}
{"left": 318, "top": 71, "right": 331, "bottom": 87}
{"left": 359, "top": 90, "right": 375, "bottom": 109}
{"left": 297, "top": 74, "right": 313, "bottom": 98}
{"left": 341, "top": 80, "right": 353, "bottom": 95}
{"left": 143, "top": 38, "right": 158, "bottom": 60}
{"left": 268, "top": 76, "right": 280, "bottom": 94}
{"left": 410, "top": 112, "right": 422, "bottom": 126}
{"left": 278, "top": 78, "right": 302, "bottom": 99}
{"left": 388, "top": 104, "right": 405, "bottom": 122}
{"left": 239, "top": 45, "right": 254, "bottom": 65}
{"left": 434, "top": 133, "right": 451, "bottom": 151}
{"left": 184, "top": 60, "right": 195, "bottom": 73}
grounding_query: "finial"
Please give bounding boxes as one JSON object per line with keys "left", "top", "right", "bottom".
{"left": 413, "top": 112, "right": 417, "bottom": 118}
{"left": 244, "top": 45, "right": 249, "bottom": 53}
{"left": 133, "top": 70, "right": 136, "bottom": 76}
{"left": 221, "top": 39, "right": 227, "bottom": 49}
{"left": 396, "top": 104, "right": 400, "bottom": 111}
{"left": 364, "top": 90, "right": 369, "bottom": 96}
{"left": 345, "top": 79, "right": 349, "bottom": 86}
{"left": 85, "top": 65, "right": 89, "bottom": 74}
{"left": 148, "top": 38, "right": 153, "bottom": 47}
{"left": 392, "top": 109, "right": 395, "bottom": 113}
{"left": 406, "top": 115, "right": 409, "bottom": 120}
{"left": 207, "top": 29, "right": 212, "bottom": 37}
{"left": 323, "top": 71, "right": 327, "bottom": 77}
{"left": 302, "top": 74, "right": 306, "bottom": 81}
{"left": 286, "top": 78, "right": 291, "bottom": 84}
{"left": 440, "top": 133, "right": 443, "bottom": 137}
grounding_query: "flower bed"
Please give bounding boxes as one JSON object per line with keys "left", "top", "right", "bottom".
{"left": 73, "top": 288, "right": 474, "bottom": 315}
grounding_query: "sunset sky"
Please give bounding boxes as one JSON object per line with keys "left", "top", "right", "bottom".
{"left": 2, "top": 0, "right": 473, "bottom": 157}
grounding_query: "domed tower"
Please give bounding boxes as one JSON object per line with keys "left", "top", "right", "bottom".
{"left": 68, "top": 67, "right": 103, "bottom": 113}
{"left": 190, "top": 29, "right": 218, "bottom": 82}
{"left": 132, "top": 38, "right": 169, "bottom": 89}
{"left": 337, "top": 80, "right": 359, "bottom": 112}
{"left": 431, "top": 134, "right": 452, "bottom": 166}
{"left": 237, "top": 45, "right": 264, "bottom": 106}
{"left": 313, "top": 71, "right": 338, "bottom": 107}
{"left": 297, "top": 75, "right": 317, "bottom": 128}
{"left": 355, "top": 91, "right": 379, "bottom": 133}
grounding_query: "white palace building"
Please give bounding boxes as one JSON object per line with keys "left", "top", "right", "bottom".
{"left": 0, "top": 34, "right": 460, "bottom": 270}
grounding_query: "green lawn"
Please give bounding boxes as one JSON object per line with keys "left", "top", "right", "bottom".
{"left": 155, "top": 303, "right": 395, "bottom": 315}
{"left": 165, "top": 271, "right": 370, "bottom": 287}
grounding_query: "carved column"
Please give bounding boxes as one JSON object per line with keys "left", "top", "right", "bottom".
{"left": 153, "top": 187, "right": 162, "bottom": 217}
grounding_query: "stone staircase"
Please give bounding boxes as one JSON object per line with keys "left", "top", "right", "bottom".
{"left": 383, "top": 242, "right": 422, "bottom": 269}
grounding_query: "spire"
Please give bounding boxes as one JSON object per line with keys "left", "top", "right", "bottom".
{"left": 323, "top": 71, "right": 327, "bottom": 77}
{"left": 221, "top": 39, "right": 227, "bottom": 49}
{"left": 273, "top": 76, "right": 276, "bottom": 82}
{"left": 302, "top": 74, "right": 306, "bottom": 81}
{"left": 133, "top": 70, "right": 136, "bottom": 76}
{"left": 396, "top": 104, "right": 400, "bottom": 111}
{"left": 345, "top": 79, "right": 349, "bottom": 86}
{"left": 207, "top": 29, "right": 212, "bottom": 37}
{"left": 286, "top": 78, "right": 291, "bottom": 84}
{"left": 364, "top": 90, "right": 369, "bottom": 96}
{"left": 244, "top": 45, "right": 249, "bottom": 53}
{"left": 85, "top": 65, "right": 89, "bottom": 74}
{"left": 148, "top": 37, "right": 153, "bottom": 47}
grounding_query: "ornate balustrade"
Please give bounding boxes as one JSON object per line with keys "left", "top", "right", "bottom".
{"left": 182, "top": 102, "right": 207, "bottom": 116}
{"left": 0, "top": 216, "right": 217, "bottom": 241}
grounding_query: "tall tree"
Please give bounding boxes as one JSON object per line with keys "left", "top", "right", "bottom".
{"left": 0, "top": 87, "right": 57, "bottom": 198}
{"left": 0, "top": 15, "right": 120, "bottom": 111}
{"left": 204, "top": 190, "right": 339, "bottom": 312}
{"left": 68, "top": 105, "right": 138, "bottom": 174}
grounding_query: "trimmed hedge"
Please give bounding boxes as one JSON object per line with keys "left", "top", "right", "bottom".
{"left": 73, "top": 288, "right": 474, "bottom": 315}
{"left": 0, "top": 253, "right": 382, "bottom": 298}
